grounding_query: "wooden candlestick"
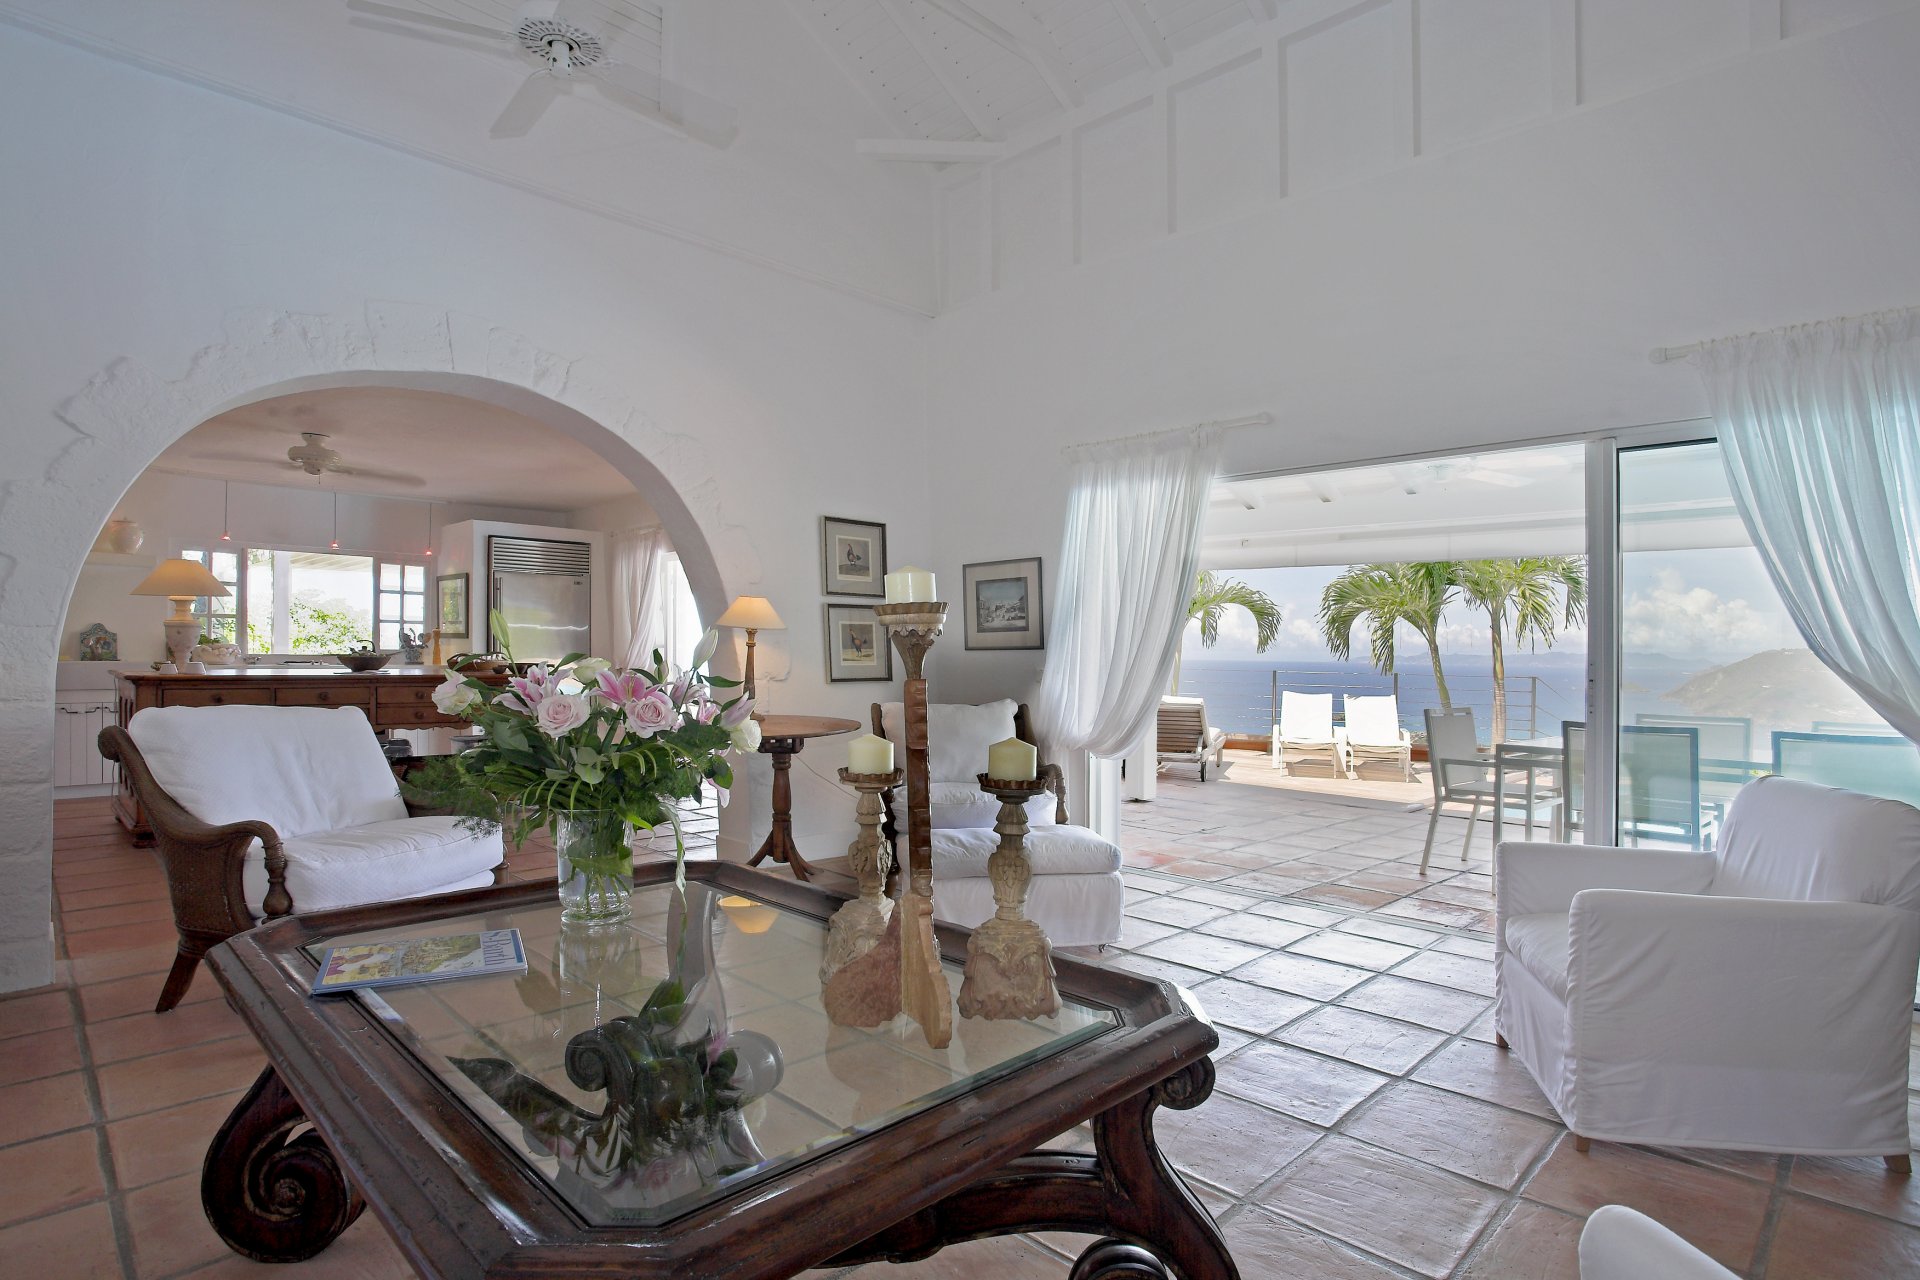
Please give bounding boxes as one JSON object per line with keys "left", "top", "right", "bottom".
{"left": 821, "top": 768, "right": 902, "bottom": 985}
{"left": 957, "top": 775, "right": 1061, "bottom": 1021}
{"left": 873, "top": 601, "right": 953, "bottom": 1050}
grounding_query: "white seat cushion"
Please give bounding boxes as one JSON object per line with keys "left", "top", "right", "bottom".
{"left": 246, "top": 816, "right": 503, "bottom": 916}
{"left": 130, "top": 704, "right": 407, "bottom": 838}
{"left": 930, "top": 824, "right": 1122, "bottom": 879}
{"left": 1504, "top": 912, "right": 1571, "bottom": 1002}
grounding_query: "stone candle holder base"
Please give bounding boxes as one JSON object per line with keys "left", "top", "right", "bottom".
{"left": 957, "top": 775, "right": 1061, "bottom": 1022}
{"left": 822, "top": 768, "right": 904, "bottom": 988}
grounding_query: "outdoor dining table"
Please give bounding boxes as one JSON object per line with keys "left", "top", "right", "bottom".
{"left": 1486, "top": 733, "right": 1764, "bottom": 850}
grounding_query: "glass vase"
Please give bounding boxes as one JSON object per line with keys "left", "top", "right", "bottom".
{"left": 555, "top": 811, "right": 634, "bottom": 925}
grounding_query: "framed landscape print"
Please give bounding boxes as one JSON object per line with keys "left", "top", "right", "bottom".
{"left": 825, "top": 604, "right": 893, "bottom": 682}
{"left": 437, "top": 572, "right": 470, "bottom": 639}
{"left": 821, "top": 516, "right": 887, "bottom": 597}
{"left": 962, "top": 558, "right": 1044, "bottom": 651}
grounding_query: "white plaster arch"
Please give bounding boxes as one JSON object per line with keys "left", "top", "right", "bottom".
{"left": 0, "top": 300, "right": 766, "bottom": 992}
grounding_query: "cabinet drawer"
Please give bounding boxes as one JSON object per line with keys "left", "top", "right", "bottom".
{"left": 164, "top": 687, "right": 275, "bottom": 708}
{"left": 372, "top": 703, "right": 460, "bottom": 729}
{"left": 275, "top": 687, "right": 373, "bottom": 708}
{"left": 380, "top": 686, "right": 439, "bottom": 706}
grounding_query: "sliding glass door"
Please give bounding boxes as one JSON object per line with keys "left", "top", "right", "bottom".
{"left": 1607, "top": 438, "right": 1900, "bottom": 848}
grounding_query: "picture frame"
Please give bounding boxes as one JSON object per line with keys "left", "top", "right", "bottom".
{"left": 820, "top": 516, "right": 887, "bottom": 598}
{"left": 824, "top": 604, "right": 894, "bottom": 683}
{"left": 962, "top": 558, "right": 1045, "bottom": 651}
{"left": 437, "top": 572, "right": 470, "bottom": 639}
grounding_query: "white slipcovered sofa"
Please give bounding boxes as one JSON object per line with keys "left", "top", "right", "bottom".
{"left": 1494, "top": 774, "right": 1920, "bottom": 1167}
{"left": 103, "top": 704, "right": 505, "bottom": 1011}
{"left": 874, "top": 699, "right": 1125, "bottom": 948}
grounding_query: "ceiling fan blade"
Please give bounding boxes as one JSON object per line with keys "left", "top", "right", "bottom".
{"left": 345, "top": 0, "right": 509, "bottom": 42}
{"left": 589, "top": 63, "right": 737, "bottom": 148}
{"left": 491, "top": 72, "right": 564, "bottom": 138}
{"left": 182, "top": 452, "right": 292, "bottom": 468}
{"left": 329, "top": 465, "right": 429, "bottom": 488}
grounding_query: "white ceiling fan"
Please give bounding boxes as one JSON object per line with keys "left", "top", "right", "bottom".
{"left": 191, "top": 432, "right": 429, "bottom": 488}
{"left": 346, "top": 0, "right": 737, "bottom": 147}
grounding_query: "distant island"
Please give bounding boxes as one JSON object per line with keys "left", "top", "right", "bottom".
{"left": 1664, "top": 648, "right": 1879, "bottom": 729}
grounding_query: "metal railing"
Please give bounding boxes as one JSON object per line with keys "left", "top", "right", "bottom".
{"left": 1173, "top": 665, "right": 1570, "bottom": 745}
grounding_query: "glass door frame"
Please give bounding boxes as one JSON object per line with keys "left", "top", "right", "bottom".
{"left": 1584, "top": 419, "right": 1721, "bottom": 847}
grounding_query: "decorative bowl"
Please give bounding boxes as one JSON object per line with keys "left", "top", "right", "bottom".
{"left": 332, "top": 650, "right": 397, "bottom": 672}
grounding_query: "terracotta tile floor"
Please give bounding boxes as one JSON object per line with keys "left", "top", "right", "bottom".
{"left": 6, "top": 765, "right": 1920, "bottom": 1278}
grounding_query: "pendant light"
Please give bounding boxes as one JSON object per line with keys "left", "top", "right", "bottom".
{"left": 220, "top": 481, "right": 232, "bottom": 542}
{"left": 330, "top": 492, "right": 340, "bottom": 551}
{"left": 425, "top": 502, "right": 435, "bottom": 557}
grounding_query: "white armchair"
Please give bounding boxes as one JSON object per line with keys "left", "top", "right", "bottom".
{"left": 1577, "top": 1206, "right": 1737, "bottom": 1280}
{"left": 874, "top": 698, "right": 1124, "bottom": 947}
{"left": 1495, "top": 775, "right": 1920, "bottom": 1168}
{"left": 103, "top": 704, "right": 506, "bottom": 1011}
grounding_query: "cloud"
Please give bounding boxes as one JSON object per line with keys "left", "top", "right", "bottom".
{"left": 1623, "top": 569, "right": 1773, "bottom": 654}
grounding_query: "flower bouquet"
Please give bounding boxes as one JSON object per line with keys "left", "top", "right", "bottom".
{"left": 408, "top": 623, "right": 759, "bottom": 924}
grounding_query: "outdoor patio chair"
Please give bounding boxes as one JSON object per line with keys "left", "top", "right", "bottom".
{"left": 99, "top": 705, "right": 506, "bottom": 1012}
{"left": 1155, "top": 695, "right": 1227, "bottom": 781}
{"left": 1419, "top": 707, "right": 1554, "bottom": 873}
{"left": 1338, "top": 694, "right": 1413, "bottom": 781}
{"left": 1561, "top": 722, "right": 1708, "bottom": 849}
{"left": 1272, "top": 691, "right": 1343, "bottom": 776}
{"left": 1773, "top": 730, "right": 1920, "bottom": 807}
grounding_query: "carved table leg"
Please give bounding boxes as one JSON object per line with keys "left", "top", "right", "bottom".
{"left": 202, "top": 1066, "right": 366, "bottom": 1263}
{"left": 824, "top": 1056, "right": 1238, "bottom": 1280}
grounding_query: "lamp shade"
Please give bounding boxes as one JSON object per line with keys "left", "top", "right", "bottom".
{"left": 716, "top": 595, "right": 785, "bottom": 631}
{"left": 132, "top": 559, "right": 230, "bottom": 599}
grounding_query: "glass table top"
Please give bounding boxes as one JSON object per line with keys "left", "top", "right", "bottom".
{"left": 304, "top": 882, "right": 1118, "bottom": 1226}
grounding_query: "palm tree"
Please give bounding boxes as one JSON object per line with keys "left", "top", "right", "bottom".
{"left": 1317, "top": 562, "right": 1458, "bottom": 710}
{"left": 1172, "top": 571, "right": 1282, "bottom": 693}
{"left": 1455, "top": 557, "right": 1587, "bottom": 742}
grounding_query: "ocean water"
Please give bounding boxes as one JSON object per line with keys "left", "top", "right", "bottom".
{"left": 1176, "top": 653, "right": 1709, "bottom": 743}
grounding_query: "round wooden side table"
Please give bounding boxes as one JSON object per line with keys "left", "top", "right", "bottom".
{"left": 747, "top": 714, "right": 861, "bottom": 881}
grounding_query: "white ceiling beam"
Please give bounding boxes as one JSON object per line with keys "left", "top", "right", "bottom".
{"left": 1243, "top": 0, "right": 1277, "bottom": 19}
{"left": 1306, "top": 477, "right": 1339, "bottom": 505}
{"left": 877, "top": 0, "right": 1003, "bottom": 140}
{"left": 777, "top": 0, "right": 925, "bottom": 140}
{"left": 1111, "top": 0, "right": 1172, "bottom": 69}
{"left": 1230, "top": 483, "right": 1262, "bottom": 511}
{"left": 857, "top": 138, "right": 1008, "bottom": 161}
{"left": 921, "top": 0, "right": 1081, "bottom": 108}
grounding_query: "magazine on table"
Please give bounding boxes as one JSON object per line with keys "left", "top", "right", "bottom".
{"left": 310, "top": 928, "right": 526, "bottom": 995}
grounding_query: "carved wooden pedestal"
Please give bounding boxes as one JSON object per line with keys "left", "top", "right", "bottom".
{"left": 873, "top": 601, "right": 955, "bottom": 1050}
{"left": 957, "top": 776, "right": 1061, "bottom": 1021}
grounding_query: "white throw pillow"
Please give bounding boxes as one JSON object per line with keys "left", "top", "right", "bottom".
{"left": 878, "top": 699, "right": 1020, "bottom": 783}
{"left": 130, "top": 704, "right": 406, "bottom": 839}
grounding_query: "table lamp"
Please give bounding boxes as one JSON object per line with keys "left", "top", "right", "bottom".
{"left": 131, "top": 558, "right": 230, "bottom": 668}
{"left": 715, "top": 595, "right": 784, "bottom": 704}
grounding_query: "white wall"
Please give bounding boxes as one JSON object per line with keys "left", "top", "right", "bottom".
{"left": 62, "top": 471, "right": 568, "bottom": 665}
{"left": 925, "top": 5, "right": 1920, "bottom": 709}
{"left": 0, "top": 26, "right": 929, "bottom": 991}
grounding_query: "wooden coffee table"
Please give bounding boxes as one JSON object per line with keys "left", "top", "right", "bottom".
{"left": 201, "top": 864, "right": 1238, "bottom": 1279}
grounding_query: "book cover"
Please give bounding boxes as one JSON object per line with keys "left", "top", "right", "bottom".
{"left": 311, "top": 928, "right": 526, "bottom": 995}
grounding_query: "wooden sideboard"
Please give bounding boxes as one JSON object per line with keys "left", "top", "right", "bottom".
{"left": 111, "top": 669, "right": 494, "bottom": 842}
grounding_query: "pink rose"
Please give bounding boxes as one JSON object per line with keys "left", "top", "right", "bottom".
{"left": 624, "top": 688, "right": 677, "bottom": 739}
{"left": 535, "top": 693, "right": 591, "bottom": 739}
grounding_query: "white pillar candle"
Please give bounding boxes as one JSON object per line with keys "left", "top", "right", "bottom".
{"left": 885, "top": 566, "right": 937, "bottom": 603}
{"left": 847, "top": 732, "right": 895, "bottom": 776}
{"left": 987, "top": 737, "right": 1038, "bottom": 781}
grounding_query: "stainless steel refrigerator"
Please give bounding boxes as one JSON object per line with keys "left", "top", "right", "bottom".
{"left": 488, "top": 536, "right": 591, "bottom": 663}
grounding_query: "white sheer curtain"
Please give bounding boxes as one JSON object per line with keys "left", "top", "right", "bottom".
{"left": 1699, "top": 306, "right": 1920, "bottom": 744}
{"left": 1036, "top": 424, "right": 1224, "bottom": 757}
{"left": 608, "top": 526, "right": 671, "bottom": 670}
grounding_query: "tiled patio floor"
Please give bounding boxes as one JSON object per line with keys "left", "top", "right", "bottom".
{"left": 4, "top": 767, "right": 1918, "bottom": 1278}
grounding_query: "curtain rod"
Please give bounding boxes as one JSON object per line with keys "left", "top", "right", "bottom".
{"left": 1650, "top": 303, "right": 1920, "bottom": 363}
{"left": 1063, "top": 413, "right": 1272, "bottom": 458}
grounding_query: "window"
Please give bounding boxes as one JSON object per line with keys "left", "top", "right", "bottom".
{"left": 181, "top": 545, "right": 427, "bottom": 656}
{"left": 181, "top": 548, "right": 240, "bottom": 645}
